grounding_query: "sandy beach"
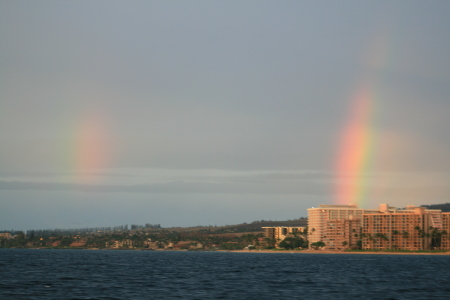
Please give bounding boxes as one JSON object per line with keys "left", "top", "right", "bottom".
{"left": 227, "top": 249, "right": 450, "bottom": 255}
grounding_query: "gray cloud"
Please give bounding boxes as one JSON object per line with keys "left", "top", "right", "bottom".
{"left": 1, "top": 1, "right": 449, "bottom": 229}
{"left": 0, "top": 177, "right": 328, "bottom": 196}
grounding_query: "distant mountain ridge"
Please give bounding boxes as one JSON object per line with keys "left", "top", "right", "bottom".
{"left": 166, "top": 219, "right": 308, "bottom": 233}
{"left": 220, "top": 219, "right": 308, "bottom": 232}
{"left": 421, "top": 203, "right": 450, "bottom": 212}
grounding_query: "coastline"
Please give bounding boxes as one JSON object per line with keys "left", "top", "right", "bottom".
{"left": 4, "top": 248, "right": 450, "bottom": 255}
{"left": 227, "top": 249, "right": 450, "bottom": 255}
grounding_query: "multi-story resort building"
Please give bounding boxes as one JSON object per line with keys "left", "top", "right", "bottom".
{"left": 442, "top": 213, "right": 450, "bottom": 250}
{"left": 307, "top": 204, "right": 380, "bottom": 250}
{"left": 361, "top": 205, "right": 448, "bottom": 250}
{"left": 307, "top": 203, "right": 450, "bottom": 251}
{"left": 323, "top": 218, "right": 361, "bottom": 250}
{"left": 262, "top": 227, "right": 306, "bottom": 241}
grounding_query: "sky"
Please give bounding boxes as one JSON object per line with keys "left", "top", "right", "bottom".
{"left": 1, "top": 1, "right": 449, "bottom": 231}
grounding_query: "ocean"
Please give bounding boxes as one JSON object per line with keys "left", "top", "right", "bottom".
{"left": 1, "top": 249, "right": 449, "bottom": 299}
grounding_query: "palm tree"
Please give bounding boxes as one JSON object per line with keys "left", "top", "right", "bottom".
{"left": 402, "top": 231, "right": 410, "bottom": 239}
{"left": 374, "top": 233, "right": 388, "bottom": 249}
{"left": 391, "top": 230, "right": 400, "bottom": 248}
{"left": 366, "top": 233, "right": 374, "bottom": 248}
{"left": 415, "top": 226, "right": 431, "bottom": 250}
{"left": 430, "top": 227, "right": 443, "bottom": 249}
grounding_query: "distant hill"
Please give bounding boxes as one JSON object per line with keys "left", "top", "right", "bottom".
{"left": 166, "top": 218, "right": 308, "bottom": 233}
{"left": 215, "top": 218, "right": 308, "bottom": 232}
{"left": 421, "top": 203, "right": 450, "bottom": 212}
{"left": 223, "top": 219, "right": 308, "bottom": 231}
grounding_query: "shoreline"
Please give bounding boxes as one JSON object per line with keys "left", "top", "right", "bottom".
{"left": 3, "top": 248, "right": 450, "bottom": 255}
{"left": 227, "top": 249, "right": 450, "bottom": 255}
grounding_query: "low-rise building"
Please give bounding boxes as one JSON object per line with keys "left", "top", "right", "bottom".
{"left": 262, "top": 226, "right": 306, "bottom": 241}
{"left": 0, "top": 232, "right": 13, "bottom": 240}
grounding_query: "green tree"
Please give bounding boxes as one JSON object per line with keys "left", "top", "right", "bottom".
{"left": 310, "top": 241, "right": 325, "bottom": 249}
{"left": 264, "top": 238, "right": 276, "bottom": 249}
{"left": 301, "top": 239, "right": 309, "bottom": 249}
{"left": 279, "top": 237, "right": 304, "bottom": 250}
{"left": 356, "top": 240, "right": 362, "bottom": 249}
{"left": 15, "top": 231, "right": 27, "bottom": 247}
{"left": 220, "top": 243, "right": 243, "bottom": 250}
{"left": 60, "top": 237, "right": 73, "bottom": 247}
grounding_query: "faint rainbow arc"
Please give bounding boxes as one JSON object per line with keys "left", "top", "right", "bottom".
{"left": 69, "top": 108, "right": 112, "bottom": 184}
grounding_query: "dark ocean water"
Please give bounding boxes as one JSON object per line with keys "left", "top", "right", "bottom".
{"left": 1, "top": 249, "right": 449, "bottom": 300}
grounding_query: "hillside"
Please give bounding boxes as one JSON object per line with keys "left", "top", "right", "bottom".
{"left": 221, "top": 219, "right": 307, "bottom": 231}
{"left": 165, "top": 218, "right": 308, "bottom": 233}
{"left": 421, "top": 203, "right": 450, "bottom": 212}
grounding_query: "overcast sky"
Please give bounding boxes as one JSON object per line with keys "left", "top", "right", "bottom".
{"left": 1, "top": 1, "right": 449, "bottom": 230}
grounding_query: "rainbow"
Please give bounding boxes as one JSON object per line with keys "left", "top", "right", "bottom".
{"left": 69, "top": 108, "right": 111, "bottom": 184}
{"left": 333, "top": 29, "right": 390, "bottom": 207}
{"left": 334, "top": 84, "right": 376, "bottom": 207}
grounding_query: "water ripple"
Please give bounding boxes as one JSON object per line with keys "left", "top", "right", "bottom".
{"left": 1, "top": 249, "right": 449, "bottom": 299}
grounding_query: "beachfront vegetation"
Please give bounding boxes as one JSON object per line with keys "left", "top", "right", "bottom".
{"left": 0, "top": 226, "right": 267, "bottom": 251}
